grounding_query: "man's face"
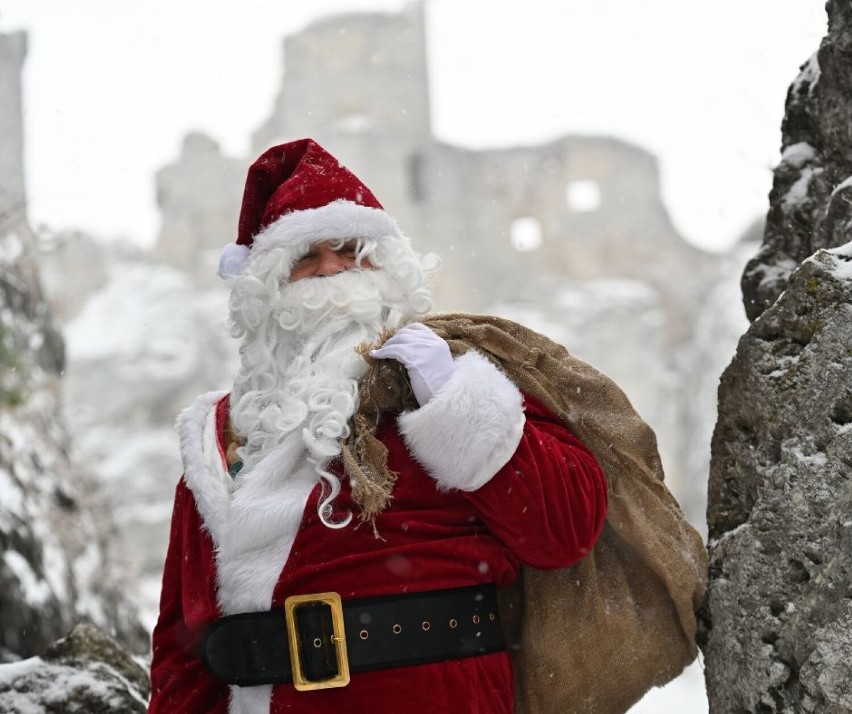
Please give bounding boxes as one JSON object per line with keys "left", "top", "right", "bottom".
{"left": 289, "top": 239, "right": 373, "bottom": 282}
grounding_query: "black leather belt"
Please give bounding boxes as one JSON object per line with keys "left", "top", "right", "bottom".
{"left": 200, "top": 584, "right": 505, "bottom": 690}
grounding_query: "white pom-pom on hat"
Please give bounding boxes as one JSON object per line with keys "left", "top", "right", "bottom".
{"left": 217, "top": 243, "right": 251, "bottom": 279}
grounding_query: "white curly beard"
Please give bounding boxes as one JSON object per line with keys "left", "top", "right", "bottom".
{"left": 227, "top": 240, "right": 433, "bottom": 525}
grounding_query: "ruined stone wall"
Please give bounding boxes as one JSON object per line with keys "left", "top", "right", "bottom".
{"left": 704, "top": 3, "right": 852, "bottom": 711}
{"left": 0, "top": 31, "right": 27, "bottom": 233}
{"left": 153, "top": 132, "right": 246, "bottom": 282}
{"left": 465, "top": 137, "right": 715, "bottom": 336}
{"left": 252, "top": 3, "right": 431, "bottom": 151}
{"left": 160, "top": 8, "right": 717, "bottom": 321}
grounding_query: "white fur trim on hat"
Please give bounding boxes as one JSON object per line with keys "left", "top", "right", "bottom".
{"left": 253, "top": 199, "right": 401, "bottom": 253}
{"left": 397, "top": 351, "right": 525, "bottom": 492}
{"left": 218, "top": 200, "right": 401, "bottom": 279}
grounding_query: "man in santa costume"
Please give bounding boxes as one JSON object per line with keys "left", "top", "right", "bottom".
{"left": 148, "top": 138, "right": 608, "bottom": 713}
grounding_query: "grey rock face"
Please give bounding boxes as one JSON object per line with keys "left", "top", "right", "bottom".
{"left": 0, "top": 623, "right": 150, "bottom": 713}
{"left": 706, "top": 4, "right": 852, "bottom": 710}
{"left": 1, "top": 227, "right": 146, "bottom": 662}
{"left": 705, "top": 247, "right": 852, "bottom": 712}
{"left": 741, "top": 0, "right": 852, "bottom": 321}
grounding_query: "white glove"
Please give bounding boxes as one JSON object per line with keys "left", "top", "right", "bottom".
{"left": 370, "top": 323, "right": 455, "bottom": 406}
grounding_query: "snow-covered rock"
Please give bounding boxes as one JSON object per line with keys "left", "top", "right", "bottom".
{"left": 0, "top": 623, "right": 149, "bottom": 713}
{"left": 706, "top": 246, "right": 852, "bottom": 712}
{"left": 1, "top": 228, "right": 145, "bottom": 662}
{"left": 706, "top": 4, "right": 852, "bottom": 706}
{"left": 741, "top": 1, "right": 852, "bottom": 321}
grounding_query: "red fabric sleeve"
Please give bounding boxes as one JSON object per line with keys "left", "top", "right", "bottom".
{"left": 148, "top": 480, "right": 229, "bottom": 714}
{"left": 461, "top": 394, "right": 608, "bottom": 570}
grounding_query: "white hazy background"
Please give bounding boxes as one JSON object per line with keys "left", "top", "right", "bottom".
{"left": 0, "top": 0, "right": 827, "bottom": 252}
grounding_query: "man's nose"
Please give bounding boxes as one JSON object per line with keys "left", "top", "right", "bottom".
{"left": 315, "top": 250, "right": 347, "bottom": 276}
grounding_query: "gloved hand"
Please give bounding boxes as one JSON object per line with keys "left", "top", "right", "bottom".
{"left": 370, "top": 323, "right": 455, "bottom": 406}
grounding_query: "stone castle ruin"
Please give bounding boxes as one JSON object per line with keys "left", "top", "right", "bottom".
{"left": 155, "top": 5, "right": 715, "bottom": 337}
{"left": 0, "top": 30, "right": 27, "bottom": 236}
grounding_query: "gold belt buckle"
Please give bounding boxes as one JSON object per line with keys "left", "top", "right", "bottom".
{"left": 284, "top": 592, "right": 350, "bottom": 691}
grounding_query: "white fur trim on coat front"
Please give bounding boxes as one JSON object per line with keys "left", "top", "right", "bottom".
{"left": 178, "top": 392, "right": 318, "bottom": 614}
{"left": 177, "top": 391, "right": 232, "bottom": 546}
{"left": 397, "top": 351, "right": 525, "bottom": 492}
{"left": 178, "top": 391, "right": 320, "bottom": 714}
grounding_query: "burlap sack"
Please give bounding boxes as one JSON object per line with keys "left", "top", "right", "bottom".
{"left": 349, "top": 314, "right": 707, "bottom": 713}
{"left": 426, "top": 314, "right": 707, "bottom": 713}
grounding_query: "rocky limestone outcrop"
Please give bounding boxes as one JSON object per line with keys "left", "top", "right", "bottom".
{"left": 0, "top": 623, "right": 149, "bottom": 713}
{"left": 741, "top": 1, "right": 852, "bottom": 322}
{"left": 1, "top": 224, "right": 146, "bottom": 661}
{"left": 705, "top": 247, "right": 852, "bottom": 712}
{"left": 704, "top": 2, "right": 852, "bottom": 711}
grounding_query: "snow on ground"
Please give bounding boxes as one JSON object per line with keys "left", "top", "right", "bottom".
{"left": 629, "top": 660, "right": 708, "bottom": 713}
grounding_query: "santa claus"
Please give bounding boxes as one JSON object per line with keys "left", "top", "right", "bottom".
{"left": 148, "top": 138, "right": 608, "bottom": 714}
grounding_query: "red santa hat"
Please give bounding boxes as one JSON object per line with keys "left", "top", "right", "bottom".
{"left": 218, "top": 138, "right": 402, "bottom": 278}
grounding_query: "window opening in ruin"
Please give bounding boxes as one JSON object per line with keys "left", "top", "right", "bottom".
{"left": 510, "top": 216, "right": 543, "bottom": 252}
{"left": 566, "top": 179, "right": 601, "bottom": 212}
{"left": 407, "top": 153, "right": 426, "bottom": 202}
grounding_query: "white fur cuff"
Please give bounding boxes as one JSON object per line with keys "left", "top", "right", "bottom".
{"left": 397, "top": 351, "right": 525, "bottom": 491}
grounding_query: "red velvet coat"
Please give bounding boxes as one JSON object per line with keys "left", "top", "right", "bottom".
{"left": 148, "top": 351, "right": 607, "bottom": 714}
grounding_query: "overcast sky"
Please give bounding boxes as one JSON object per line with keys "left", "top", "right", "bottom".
{"left": 0, "top": 0, "right": 828, "bottom": 252}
